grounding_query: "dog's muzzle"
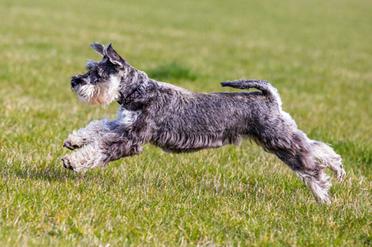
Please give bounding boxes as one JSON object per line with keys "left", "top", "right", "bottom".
{"left": 71, "top": 76, "right": 83, "bottom": 88}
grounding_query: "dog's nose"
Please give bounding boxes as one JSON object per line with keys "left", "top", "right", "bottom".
{"left": 71, "top": 76, "right": 80, "bottom": 88}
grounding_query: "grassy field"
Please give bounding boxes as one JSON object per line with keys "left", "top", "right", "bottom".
{"left": 0, "top": 0, "right": 371, "bottom": 246}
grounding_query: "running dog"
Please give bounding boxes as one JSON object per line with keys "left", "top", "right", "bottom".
{"left": 62, "top": 43, "right": 345, "bottom": 204}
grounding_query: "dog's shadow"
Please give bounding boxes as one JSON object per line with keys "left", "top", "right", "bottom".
{"left": 11, "top": 165, "right": 81, "bottom": 182}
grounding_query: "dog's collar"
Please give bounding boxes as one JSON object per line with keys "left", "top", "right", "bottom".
{"left": 117, "top": 83, "right": 141, "bottom": 105}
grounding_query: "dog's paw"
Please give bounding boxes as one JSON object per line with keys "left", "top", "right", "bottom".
{"left": 61, "top": 145, "right": 107, "bottom": 172}
{"left": 61, "top": 155, "right": 87, "bottom": 172}
{"left": 61, "top": 156, "right": 75, "bottom": 171}
{"left": 63, "top": 133, "right": 89, "bottom": 150}
{"left": 63, "top": 140, "right": 81, "bottom": 150}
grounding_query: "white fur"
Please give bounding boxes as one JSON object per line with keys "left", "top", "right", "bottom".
{"left": 76, "top": 75, "right": 121, "bottom": 105}
{"left": 105, "top": 75, "right": 121, "bottom": 103}
{"left": 62, "top": 143, "right": 107, "bottom": 172}
{"left": 117, "top": 107, "right": 140, "bottom": 126}
{"left": 65, "top": 119, "right": 110, "bottom": 148}
{"left": 311, "top": 141, "right": 345, "bottom": 181}
{"left": 76, "top": 84, "right": 97, "bottom": 102}
{"left": 297, "top": 171, "right": 331, "bottom": 204}
{"left": 268, "top": 84, "right": 282, "bottom": 109}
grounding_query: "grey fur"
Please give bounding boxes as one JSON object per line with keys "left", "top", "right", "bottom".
{"left": 62, "top": 43, "right": 346, "bottom": 204}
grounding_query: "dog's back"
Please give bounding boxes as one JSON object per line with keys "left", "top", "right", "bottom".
{"left": 150, "top": 85, "right": 278, "bottom": 152}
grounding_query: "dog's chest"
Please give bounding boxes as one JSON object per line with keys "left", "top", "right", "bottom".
{"left": 117, "top": 108, "right": 141, "bottom": 126}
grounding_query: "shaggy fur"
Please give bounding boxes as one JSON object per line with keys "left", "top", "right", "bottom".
{"left": 62, "top": 43, "right": 346, "bottom": 204}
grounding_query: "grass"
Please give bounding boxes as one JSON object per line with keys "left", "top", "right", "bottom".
{"left": 0, "top": 0, "right": 371, "bottom": 245}
{"left": 148, "top": 62, "right": 197, "bottom": 82}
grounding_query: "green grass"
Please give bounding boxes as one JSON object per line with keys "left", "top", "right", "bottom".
{"left": 0, "top": 0, "right": 371, "bottom": 246}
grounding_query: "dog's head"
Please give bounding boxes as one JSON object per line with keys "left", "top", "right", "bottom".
{"left": 71, "top": 43, "right": 127, "bottom": 105}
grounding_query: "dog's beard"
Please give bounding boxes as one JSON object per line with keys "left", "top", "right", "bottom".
{"left": 75, "top": 75, "right": 121, "bottom": 105}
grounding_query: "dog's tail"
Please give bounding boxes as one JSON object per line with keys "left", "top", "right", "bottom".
{"left": 221, "top": 80, "right": 282, "bottom": 108}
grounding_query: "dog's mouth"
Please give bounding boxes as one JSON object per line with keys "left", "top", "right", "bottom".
{"left": 71, "top": 84, "right": 86, "bottom": 93}
{"left": 71, "top": 75, "right": 86, "bottom": 89}
{"left": 69, "top": 73, "right": 121, "bottom": 105}
{"left": 72, "top": 82, "right": 114, "bottom": 105}
{"left": 74, "top": 84, "right": 99, "bottom": 104}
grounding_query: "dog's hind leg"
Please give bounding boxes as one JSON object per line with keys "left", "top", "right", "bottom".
{"left": 252, "top": 106, "right": 345, "bottom": 204}
{"left": 310, "top": 141, "right": 345, "bottom": 182}
{"left": 280, "top": 144, "right": 332, "bottom": 203}
{"left": 294, "top": 140, "right": 345, "bottom": 203}
{"left": 256, "top": 126, "right": 336, "bottom": 204}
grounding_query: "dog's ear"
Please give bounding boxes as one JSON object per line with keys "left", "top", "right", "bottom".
{"left": 90, "top": 42, "right": 105, "bottom": 56}
{"left": 105, "top": 43, "right": 125, "bottom": 67}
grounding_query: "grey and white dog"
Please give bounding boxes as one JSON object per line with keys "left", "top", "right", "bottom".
{"left": 62, "top": 43, "right": 345, "bottom": 204}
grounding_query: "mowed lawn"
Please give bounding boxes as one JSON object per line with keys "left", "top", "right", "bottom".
{"left": 0, "top": 0, "right": 371, "bottom": 246}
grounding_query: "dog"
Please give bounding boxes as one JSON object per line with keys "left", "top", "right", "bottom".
{"left": 62, "top": 43, "right": 345, "bottom": 204}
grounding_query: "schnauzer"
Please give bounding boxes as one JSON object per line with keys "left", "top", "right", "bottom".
{"left": 62, "top": 43, "right": 345, "bottom": 204}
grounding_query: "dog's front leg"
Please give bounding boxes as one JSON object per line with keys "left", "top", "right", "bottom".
{"left": 63, "top": 119, "right": 111, "bottom": 150}
{"left": 61, "top": 133, "right": 142, "bottom": 172}
{"left": 61, "top": 142, "right": 108, "bottom": 172}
